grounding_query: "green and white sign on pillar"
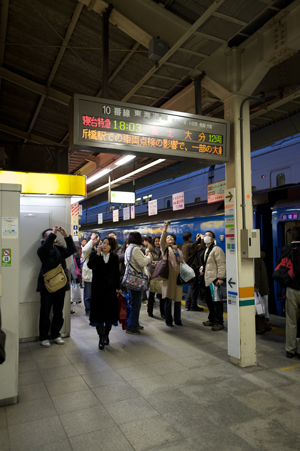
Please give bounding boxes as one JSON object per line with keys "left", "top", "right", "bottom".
{"left": 2, "top": 248, "right": 11, "bottom": 267}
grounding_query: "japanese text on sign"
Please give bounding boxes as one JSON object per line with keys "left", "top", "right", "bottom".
{"left": 70, "top": 95, "right": 230, "bottom": 162}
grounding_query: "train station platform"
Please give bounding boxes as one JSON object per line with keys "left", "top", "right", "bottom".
{"left": 1, "top": 302, "right": 300, "bottom": 451}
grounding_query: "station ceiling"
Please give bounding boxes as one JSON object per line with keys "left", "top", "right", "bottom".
{"left": 1, "top": 0, "right": 300, "bottom": 199}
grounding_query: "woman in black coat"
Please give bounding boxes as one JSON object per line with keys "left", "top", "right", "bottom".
{"left": 87, "top": 236, "right": 122, "bottom": 349}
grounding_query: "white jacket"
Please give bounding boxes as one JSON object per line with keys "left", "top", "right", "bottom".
{"left": 81, "top": 239, "right": 95, "bottom": 282}
{"left": 202, "top": 245, "right": 226, "bottom": 287}
{"left": 125, "top": 244, "right": 152, "bottom": 274}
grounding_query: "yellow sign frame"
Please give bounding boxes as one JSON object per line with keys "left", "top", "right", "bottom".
{"left": 0, "top": 171, "right": 86, "bottom": 196}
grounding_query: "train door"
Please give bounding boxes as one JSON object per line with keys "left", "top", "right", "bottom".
{"left": 272, "top": 209, "right": 300, "bottom": 316}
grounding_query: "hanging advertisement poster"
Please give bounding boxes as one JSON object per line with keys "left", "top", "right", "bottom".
{"left": 207, "top": 180, "right": 226, "bottom": 204}
{"left": 131, "top": 205, "right": 135, "bottom": 219}
{"left": 172, "top": 192, "right": 185, "bottom": 211}
{"left": 148, "top": 199, "right": 157, "bottom": 216}
{"left": 113, "top": 209, "right": 119, "bottom": 222}
{"left": 98, "top": 213, "right": 103, "bottom": 224}
{"left": 123, "top": 207, "right": 130, "bottom": 221}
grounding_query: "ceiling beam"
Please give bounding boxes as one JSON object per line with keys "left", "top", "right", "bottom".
{"left": 0, "top": 67, "right": 71, "bottom": 105}
{"left": 78, "top": 0, "right": 152, "bottom": 48}
{"left": 24, "top": 2, "right": 84, "bottom": 142}
{"left": 122, "top": 0, "right": 227, "bottom": 102}
{"left": 250, "top": 89, "right": 300, "bottom": 119}
{"left": 0, "top": 123, "right": 59, "bottom": 145}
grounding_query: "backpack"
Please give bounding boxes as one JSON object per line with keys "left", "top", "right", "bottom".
{"left": 272, "top": 247, "right": 296, "bottom": 286}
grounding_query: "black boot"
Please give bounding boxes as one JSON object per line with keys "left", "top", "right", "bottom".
{"left": 103, "top": 324, "right": 111, "bottom": 346}
{"left": 96, "top": 326, "right": 105, "bottom": 350}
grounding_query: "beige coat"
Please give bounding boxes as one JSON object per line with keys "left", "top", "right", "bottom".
{"left": 201, "top": 245, "right": 226, "bottom": 287}
{"left": 160, "top": 231, "right": 183, "bottom": 302}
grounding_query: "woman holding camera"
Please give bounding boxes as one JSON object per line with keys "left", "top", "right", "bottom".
{"left": 161, "top": 221, "right": 184, "bottom": 327}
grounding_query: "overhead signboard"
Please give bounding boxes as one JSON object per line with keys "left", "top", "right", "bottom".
{"left": 70, "top": 94, "right": 230, "bottom": 163}
{"left": 109, "top": 191, "right": 135, "bottom": 204}
{"left": 207, "top": 180, "right": 226, "bottom": 204}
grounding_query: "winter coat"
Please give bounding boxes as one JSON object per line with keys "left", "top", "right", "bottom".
{"left": 200, "top": 243, "right": 226, "bottom": 287}
{"left": 255, "top": 253, "right": 269, "bottom": 296}
{"left": 125, "top": 244, "right": 152, "bottom": 274}
{"left": 37, "top": 233, "right": 76, "bottom": 292}
{"left": 81, "top": 239, "right": 96, "bottom": 282}
{"left": 160, "top": 231, "right": 183, "bottom": 302}
{"left": 182, "top": 238, "right": 205, "bottom": 267}
{"left": 87, "top": 252, "right": 120, "bottom": 324}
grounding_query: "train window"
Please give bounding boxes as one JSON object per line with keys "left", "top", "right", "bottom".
{"left": 109, "top": 206, "right": 114, "bottom": 212}
{"left": 276, "top": 173, "right": 285, "bottom": 186}
{"left": 135, "top": 198, "right": 141, "bottom": 206}
{"left": 143, "top": 195, "right": 152, "bottom": 204}
{"left": 106, "top": 207, "right": 108, "bottom": 213}
{"left": 167, "top": 200, "right": 171, "bottom": 208}
{"left": 195, "top": 197, "right": 201, "bottom": 202}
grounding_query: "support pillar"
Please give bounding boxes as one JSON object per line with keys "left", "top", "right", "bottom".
{"left": 224, "top": 93, "right": 256, "bottom": 367}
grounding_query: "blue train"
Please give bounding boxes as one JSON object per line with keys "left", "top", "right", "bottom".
{"left": 80, "top": 133, "right": 300, "bottom": 317}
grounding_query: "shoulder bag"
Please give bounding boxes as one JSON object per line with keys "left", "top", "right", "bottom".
{"left": 152, "top": 248, "right": 169, "bottom": 279}
{"left": 43, "top": 263, "right": 67, "bottom": 293}
{"left": 122, "top": 247, "right": 149, "bottom": 292}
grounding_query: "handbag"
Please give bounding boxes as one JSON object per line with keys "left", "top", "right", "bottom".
{"left": 0, "top": 310, "right": 6, "bottom": 365}
{"left": 152, "top": 248, "right": 169, "bottom": 279}
{"left": 150, "top": 277, "right": 163, "bottom": 294}
{"left": 255, "top": 291, "right": 265, "bottom": 316}
{"left": 43, "top": 263, "right": 67, "bottom": 293}
{"left": 179, "top": 261, "right": 195, "bottom": 282}
{"left": 209, "top": 282, "right": 221, "bottom": 302}
{"left": 122, "top": 247, "right": 149, "bottom": 292}
{"left": 71, "top": 283, "right": 82, "bottom": 303}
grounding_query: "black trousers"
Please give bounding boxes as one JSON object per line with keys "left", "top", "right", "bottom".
{"left": 147, "top": 292, "right": 162, "bottom": 315}
{"left": 203, "top": 286, "right": 223, "bottom": 325}
{"left": 185, "top": 275, "right": 200, "bottom": 309}
{"left": 39, "top": 291, "right": 65, "bottom": 341}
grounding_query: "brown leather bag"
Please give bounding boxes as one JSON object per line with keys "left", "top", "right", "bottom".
{"left": 152, "top": 248, "right": 169, "bottom": 279}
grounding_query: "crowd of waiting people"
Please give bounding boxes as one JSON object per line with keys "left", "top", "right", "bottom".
{"left": 36, "top": 222, "right": 300, "bottom": 360}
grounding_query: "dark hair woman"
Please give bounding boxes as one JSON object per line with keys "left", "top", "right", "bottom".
{"left": 160, "top": 222, "right": 184, "bottom": 327}
{"left": 124, "top": 232, "right": 152, "bottom": 334}
{"left": 87, "top": 236, "right": 122, "bottom": 349}
{"left": 147, "top": 236, "right": 163, "bottom": 318}
{"left": 128, "top": 232, "right": 143, "bottom": 246}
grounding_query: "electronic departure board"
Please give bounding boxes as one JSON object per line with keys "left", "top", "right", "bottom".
{"left": 69, "top": 94, "right": 230, "bottom": 162}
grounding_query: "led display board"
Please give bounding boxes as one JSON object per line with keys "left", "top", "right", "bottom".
{"left": 70, "top": 94, "right": 230, "bottom": 163}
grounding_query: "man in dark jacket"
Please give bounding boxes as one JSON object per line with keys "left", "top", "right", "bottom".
{"left": 37, "top": 226, "right": 76, "bottom": 347}
{"left": 182, "top": 232, "right": 205, "bottom": 311}
{"left": 285, "top": 226, "right": 300, "bottom": 358}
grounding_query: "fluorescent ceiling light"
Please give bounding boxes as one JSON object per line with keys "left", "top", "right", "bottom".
{"left": 90, "top": 159, "right": 166, "bottom": 194}
{"left": 87, "top": 167, "right": 111, "bottom": 185}
{"left": 115, "top": 155, "right": 136, "bottom": 167}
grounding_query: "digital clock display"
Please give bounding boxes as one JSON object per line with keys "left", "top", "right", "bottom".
{"left": 70, "top": 94, "right": 230, "bottom": 162}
